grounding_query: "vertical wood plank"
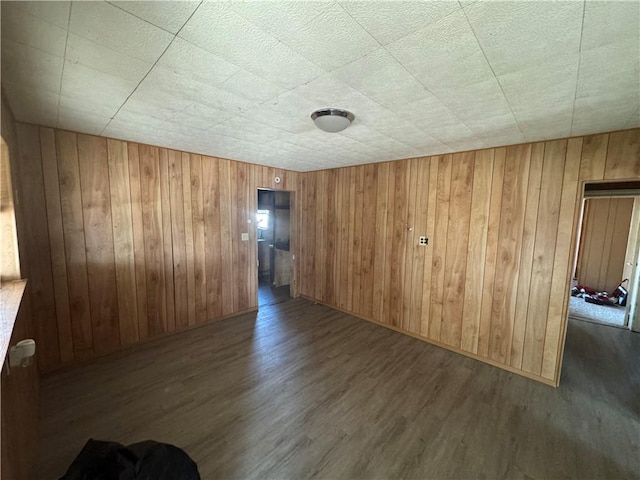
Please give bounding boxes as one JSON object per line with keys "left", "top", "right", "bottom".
{"left": 372, "top": 162, "right": 389, "bottom": 323}
{"left": 477, "top": 148, "right": 505, "bottom": 358}
{"left": 460, "top": 151, "right": 493, "bottom": 353}
{"left": 360, "top": 164, "right": 377, "bottom": 320}
{"left": 420, "top": 157, "right": 439, "bottom": 337}
{"left": 522, "top": 139, "right": 567, "bottom": 375}
{"left": 579, "top": 133, "right": 608, "bottom": 182}
{"left": 56, "top": 129, "right": 93, "bottom": 359}
{"left": 16, "top": 124, "right": 61, "bottom": 368}
{"left": 542, "top": 137, "right": 582, "bottom": 379}
{"left": 428, "top": 155, "right": 452, "bottom": 340}
{"left": 40, "top": 127, "right": 74, "bottom": 363}
{"left": 488, "top": 145, "right": 530, "bottom": 364}
{"left": 181, "top": 153, "right": 196, "bottom": 326}
{"left": 324, "top": 169, "right": 338, "bottom": 306}
{"left": 127, "top": 143, "right": 149, "bottom": 340}
{"left": 352, "top": 167, "right": 365, "bottom": 314}
{"left": 78, "top": 134, "right": 120, "bottom": 354}
{"left": 409, "top": 158, "right": 429, "bottom": 335}
{"left": 190, "top": 154, "right": 208, "bottom": 322}
{"left": 139, "top": 145, "right": 167, "bottom": 336}
{"left": 441, "top": 152, "right": 474, "bottom": 348}
{"left": 169, "top": 150, "right": 188, "bottom": 329}
{"left": 107, "top": 139, "right": 138, "bottom": 346}
{"left": 389, "top": 160, "right": 410, "bottom": 328}
{"left": 511, "top": 142, "right": 544, "bottom": 369}
{"left": 202, "top": 156, "right": 222, "bottom": 319}
{"left": 159, "top": 149, "right": 175, "bottom": 332}
{"left": 218, "top": 158, "right": 233, "bottom": 316}
{"left": 402, "top": 158, "right": 419, "bottom": 332}
{"left": 604, "top": 130, "right": 640, "bottom": 180}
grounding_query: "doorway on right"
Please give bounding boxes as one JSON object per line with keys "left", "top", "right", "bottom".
{"left": 571, "top": 183, "right": 640, "bottom": 329}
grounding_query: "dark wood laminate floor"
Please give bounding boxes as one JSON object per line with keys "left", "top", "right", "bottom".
{"left": 38, "top": 298, "right": 640, "bottom": 479}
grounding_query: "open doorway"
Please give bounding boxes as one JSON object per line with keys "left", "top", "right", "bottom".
{"left": 257, "top": 189, "right": 293, "bottom": 307}
{"left": 570, "top": 182, "right": 640, "bottom": 329}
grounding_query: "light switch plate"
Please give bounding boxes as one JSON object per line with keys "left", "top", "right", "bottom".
{"left": 241, "top": 233, "right": 249, "bottom": 241}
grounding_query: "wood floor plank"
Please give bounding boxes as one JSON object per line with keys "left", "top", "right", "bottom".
{"left": 37, "top": 298, "right": 640, "bottom": 480}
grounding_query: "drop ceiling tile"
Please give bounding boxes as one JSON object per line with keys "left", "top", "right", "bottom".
{"left": 154, "top": 37, "right": 240, "bottom": 87}
{"left": 572, "top": 96, "right": 639, "bottom": 130}
{"left": 180, "top": 103, "right": 237, "bottom": 128}
{"left": 110, "top": 1, "right": 200, "bottom": 34}
{"left": 1, "top": 40, "right": 64, "bottom": 94}
{"left": 1, "top": 2, "right": 68, "bottom": 57}
{"left": 4, "top": 1, "right": 70, "bottom": 28}
{"left": 219, "top": 70, "right": 288, "bottom": 103}
{"left": 57, "top": 107, "right": 110, "bottom": 135}
{"left": 231, "top": 2, "right": 329, "bottom": 41}
{"left": 497, "top": 54, "right": 579, "bottom": 110}
{"left": 61, "top": 61, "right": 137, "bottom": 110}
{"left": 464, "top": 1, "right": 583, "bottom": 76}
{"left": 140, "top": 67, "right": 256, "bottom": 114}
{"left": 277, "top": 3, "right": 380, "bottom": 71}
{"left": 521, "top": 114, "right": 573, "bottom": 142}
{"left": 2, "top": 82, "right": 59, "bottom": 126}
{"left": 103, "top": 117, "right": 164, "bottom": 140}
{"left": 69, "top": 1, "right": 173, "bottom": 63}
{"left": 340, "top": 1, "right": 459, "bottom": 46}
{"left": 582, "top": 1, "right": 640, "bottom": 51}
{"left": 330, "top": 48, "right": 431, "bottom": 109}
{"left": 244, "top": 90, "right": 319, "bottom": 134}
{"left": 429, "top": 78, "right": 512, "bottom": 123}
{"left": 65, "top": 33, "right": 152, "bottom": 83}
{"left": 463, "top": 113, "right": 521, "bottom": 137}
{"left": 576, "top": 40, "right": 640, "bottom": 102}
{"left": 394, "top": 96, "right": 462, "bottom": 128}
{"left": 626, "top": 108, "right": 640, "bottom": 129}
{"left": 124, "top": 84, "right": 193, "bottom": 116}
{"left": 59, "top": 94, "right": 119, "bottom": 119}
{"left": 179, "top": 2, "right": 323, "bottom": 89}
{"left": 425, "top": 123, "right": 479, "bottom": 146}
{"left": 386, "top": 9, "right": 494, "bottom": 88}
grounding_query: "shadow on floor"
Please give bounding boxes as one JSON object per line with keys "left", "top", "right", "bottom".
{"left": 258, "top": 279, "right": 290, "bottom": 307}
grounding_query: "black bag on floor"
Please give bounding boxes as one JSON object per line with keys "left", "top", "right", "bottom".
{"left": 59, "top": 439, "right": 200, "bottom": 480}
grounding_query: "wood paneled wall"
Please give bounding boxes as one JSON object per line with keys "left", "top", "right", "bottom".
{"left": 577, "top": 197, "right": 634, "bottom": 292}
{"left": 13, "top": 124, "right": 298, "bottom": 371}
{"left": 298, "top": 129, "right": 640, "bottom": 385}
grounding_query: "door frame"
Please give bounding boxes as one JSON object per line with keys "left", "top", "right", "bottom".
{"left": 255, "top": 187, "right": 297, "bottom": 303}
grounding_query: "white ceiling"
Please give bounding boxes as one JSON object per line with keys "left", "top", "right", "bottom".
{"left": 1, "top": 1, "right": 638, "bottom": 172}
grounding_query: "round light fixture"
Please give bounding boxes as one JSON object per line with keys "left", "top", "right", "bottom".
{"left": 311, "top": 108, "right": 354, "bottom": 133}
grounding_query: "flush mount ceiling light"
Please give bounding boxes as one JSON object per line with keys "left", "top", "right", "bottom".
{"left": 311, "top": 108, "right": 355, "bottom": 133}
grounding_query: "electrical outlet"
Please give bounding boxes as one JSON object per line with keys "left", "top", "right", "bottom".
{"left": 241, "top": 233, "right": 249, "bottom": 241}
{"left": 419, "top": 236, "right": 428, "bottom": 246}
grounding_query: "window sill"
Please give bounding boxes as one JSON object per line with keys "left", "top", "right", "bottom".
{"left": 0, "top": 279, "right": 27, "bottom": 361}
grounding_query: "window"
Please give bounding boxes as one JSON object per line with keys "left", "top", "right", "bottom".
{"left": 256, "top": 209, "right": 270, "bottom": 230}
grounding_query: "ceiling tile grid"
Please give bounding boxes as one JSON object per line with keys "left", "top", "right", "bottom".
{"left": 1, "top": 1, "right": 638, "bottom": 172}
